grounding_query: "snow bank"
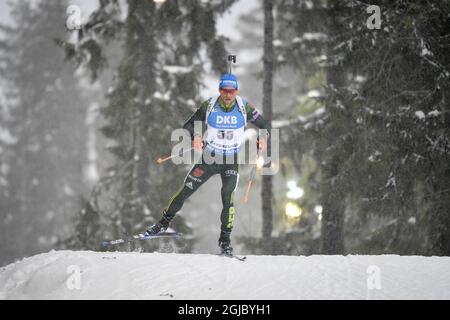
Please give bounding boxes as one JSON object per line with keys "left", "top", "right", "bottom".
{"left": 0, "top": 250, "right": 449, "bottom": 300}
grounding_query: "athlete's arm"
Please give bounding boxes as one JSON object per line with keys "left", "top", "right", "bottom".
{"left": 182, "top": 100, "right": 208, "bottom": 139}
{"left": 245, "top": 102, "right": 271, "bottom": 150}
{"left": 245, "top": 102, "right": 271, "bottom": 131}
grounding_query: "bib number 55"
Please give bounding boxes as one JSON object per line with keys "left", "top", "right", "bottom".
{"left": 217, "top": 130, "right": 234, "bottom": 140}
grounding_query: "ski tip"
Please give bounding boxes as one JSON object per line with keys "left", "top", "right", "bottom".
{"left": 234, "top": 256, "right": 247, "bottom": 262}
{"left": 159, "top": 231, "right": 183, "bottom": 238}
{"left": 135, "top": 231, "right": 183, "bottom": 241}
{"left": 218, "top": 253, "right": 247, "bottom": 261}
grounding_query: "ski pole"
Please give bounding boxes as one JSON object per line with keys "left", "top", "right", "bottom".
{"left": 242, "top": 170, "right": 255, "bottom": 204}
{"left": 243, "top": 150, "right": 262, "bottom": 204}
{"left": 156, "top": 147, "right": 194, "bottom": 164}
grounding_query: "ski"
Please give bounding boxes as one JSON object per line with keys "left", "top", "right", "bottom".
{"left": 219, "top": 253, "right": 247, "bottom": 262}
{"left": 101, "top": 231, "right": 183, "bottom": 247}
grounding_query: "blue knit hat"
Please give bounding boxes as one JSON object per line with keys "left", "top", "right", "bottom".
{"left": 219, "top": 73, "right": 238, "bottom": 90}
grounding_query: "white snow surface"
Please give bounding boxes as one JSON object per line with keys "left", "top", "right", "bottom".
{"left": 0, "top": 250, "right": 449, "bottom": 300}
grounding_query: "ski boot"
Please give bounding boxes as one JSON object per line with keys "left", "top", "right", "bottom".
{"left": 218, "top": 231, "right": 233, "bottom": 256}
{"left": 144, "top": 211, "right": 171, "bottom": 237}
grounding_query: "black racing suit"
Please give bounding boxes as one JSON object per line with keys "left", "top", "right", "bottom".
{"left": 163, "top": 97, "right": 270, "bottom": 241}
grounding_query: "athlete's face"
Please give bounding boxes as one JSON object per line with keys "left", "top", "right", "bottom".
{"left": 219, "top": 88, "right": 238, "bottom": 105}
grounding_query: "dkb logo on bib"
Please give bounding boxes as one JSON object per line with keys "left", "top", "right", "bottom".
{"left": 216, "top": 115, "right": 238, "bottom": 125}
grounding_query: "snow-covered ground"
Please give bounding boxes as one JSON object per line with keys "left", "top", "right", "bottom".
{"left": 0, "top": 250, "right": 449, "bottom": 300}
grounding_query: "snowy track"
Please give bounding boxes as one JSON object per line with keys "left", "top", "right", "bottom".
{"left": 0, "top": 250, "right": 449, "bottom": 299}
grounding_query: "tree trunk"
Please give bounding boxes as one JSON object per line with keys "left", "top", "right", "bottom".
{"left": 262, "top": 0, "right": 274, "bottom": 254}
{"left": 321, "top": 3, "right": 346, "bottom": 255}
{"left": 127, "top": 0, "right": 154, "bottom": 225}
{"left": 321, "top": 161, "right": 345, "bottom": 254}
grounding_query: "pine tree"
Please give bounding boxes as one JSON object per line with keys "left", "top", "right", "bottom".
{"left": 338, "top": 0, "right": 450, "bottom": 255}
{"left": 275, "top": 0, "right": 450, "bottom": 255}
{"left": 0, "top": 95, "right": 16, "bottom": 262}
{"left": 230, "top": 0, "right": 326, "bottom": 255}
{"left": 274, "top": 0, "right": 347, "bottom": 254}
{"left": 0, "top": 0, "right": 89, "bottom": 265}
{"left": 62, "top": 0, "right": 237, "bottom": 250}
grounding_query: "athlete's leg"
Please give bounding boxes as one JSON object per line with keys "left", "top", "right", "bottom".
{"left": 164, "top": 162, "right": 215, "bottom": 220}
{"left": 146, "top": 161, "right": 216, "bottom": 234}
{"left": 218, "top": 164, "right": 239, "bottom": 249}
